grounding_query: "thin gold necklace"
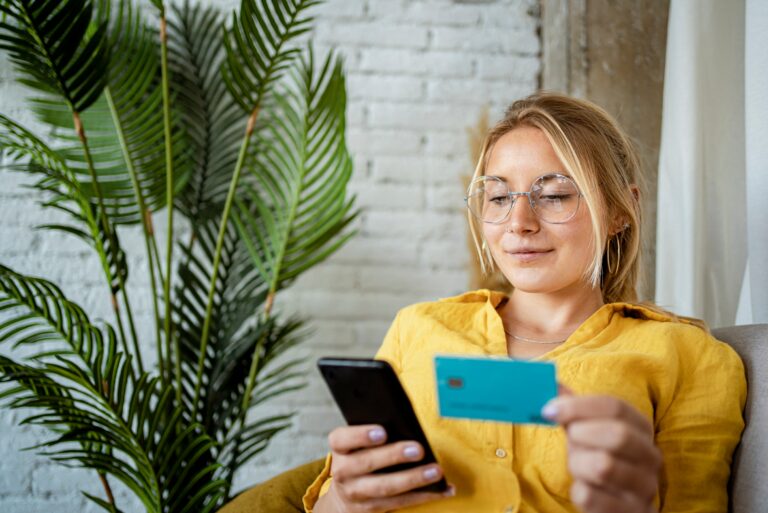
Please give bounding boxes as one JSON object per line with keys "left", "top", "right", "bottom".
{"left": 503, "top": 328, "right": 566, "bottom": 345}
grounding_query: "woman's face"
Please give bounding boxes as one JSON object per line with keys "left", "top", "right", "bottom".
{"left": 481, "top": 126, "right": 597, "bottom": 296}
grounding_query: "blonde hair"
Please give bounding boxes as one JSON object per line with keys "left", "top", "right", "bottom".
{"left": 467, "top": 92, "right": 642, "bottom": 304}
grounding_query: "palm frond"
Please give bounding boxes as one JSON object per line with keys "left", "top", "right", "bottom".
{"left": 173, "top": 217, "right": 305, "bottom": 426}
{"left": 234, "top": 48, "right": 357, "bottom": 292}
{"left": 1, "top": 0, "right": 356, "bottom": 509}
{"left": 0, "top": 265, "right": 227, "bottom": 512}
{"left": 101, "top": 0, "right": 187, "bottom": 221}
{"left": 0, "top": 0, "right": 109, "bottom": 112}
{"left": 171, "top": 214, "right": 308, "bottom": 502}
{"left": 222, "top": 0, "right": 320, "bottom": 112}
{"left": 29, "top": 0, "right": 189, "bottom": 226}
{"left": 188, "top": 0, "right": 324, "bottom": 424}
{"left": 0, "top": 116, "right": 128, "bottom": 293}
{"left": 0, "top": 263, "right": 126, "bottom": 388}
{"left": 174, "top": 217, "right": 261, "bottom": 418}
{"left": 220, "top": 413, "right": 293, "bottom": 480}
{"left": 168, "top": 1, "right": 246, "bottom": 225}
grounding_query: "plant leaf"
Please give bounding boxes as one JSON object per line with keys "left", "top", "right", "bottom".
{"left": 0, "top": 265, "right": 227, "bottom": 512}
{"left": 222, "top": 0, "right": 320, "bottom": 112}
{"left": 168, "top": 1, "right": 246, "bottom": 226}
{"left": 0, "top": 0, "right": 109, "bottom": 112}
{"left": 234, "top": 48, "right": 357, "bottom": 293}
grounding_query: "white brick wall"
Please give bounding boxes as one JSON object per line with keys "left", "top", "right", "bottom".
{"left": 0, "top": 0, "right": 541, "bottom": 509}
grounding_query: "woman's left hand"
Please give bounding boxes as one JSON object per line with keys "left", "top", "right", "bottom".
{"left": 542, "top": 395, "right": 662, "bottom": 513}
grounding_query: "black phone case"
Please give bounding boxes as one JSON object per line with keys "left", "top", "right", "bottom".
{"left": 317, "top": 357, "right": 448, "bottom": 493}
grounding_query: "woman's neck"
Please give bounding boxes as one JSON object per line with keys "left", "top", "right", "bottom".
{"left": 500, "top": 286, "right": 605, "bottom": 340}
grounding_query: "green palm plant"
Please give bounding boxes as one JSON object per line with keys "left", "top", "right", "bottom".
{"left": 0, "top": 0, "right": 356, "bottom": 510}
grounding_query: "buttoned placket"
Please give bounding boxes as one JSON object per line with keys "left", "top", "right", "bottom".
{"left": 488, "top": 419, "right": 519, "bottom": 513}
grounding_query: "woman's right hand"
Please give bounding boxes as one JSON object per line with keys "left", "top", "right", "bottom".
{"left": 313, "top": 424, "right": 455, "bottom": 513}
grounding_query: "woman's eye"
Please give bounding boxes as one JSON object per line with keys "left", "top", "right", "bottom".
{"left": 540, "top": 194, "right": 572, "bottom": 202}
{"left": 489, "top": 195, "right": 509, "bottom": 204}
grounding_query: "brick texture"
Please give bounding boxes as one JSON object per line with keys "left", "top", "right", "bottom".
{"left": 0, "top": 0, "right": 541, "bottom": 509}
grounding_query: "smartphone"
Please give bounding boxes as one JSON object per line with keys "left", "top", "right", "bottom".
{"left": 317, "top": 357, "right": 448, "bottom": 493}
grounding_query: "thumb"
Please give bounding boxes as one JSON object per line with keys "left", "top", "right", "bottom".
{"left": 541, "top": 383, "right": 574, "bottom": 424}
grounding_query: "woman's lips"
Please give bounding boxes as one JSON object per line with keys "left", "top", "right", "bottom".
{"left": 506, "top": 249, "right": 553, "bottom": 262}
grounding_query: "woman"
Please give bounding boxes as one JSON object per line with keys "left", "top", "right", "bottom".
{"left": 304, "top": 93, "right": 746, "bottom": 513}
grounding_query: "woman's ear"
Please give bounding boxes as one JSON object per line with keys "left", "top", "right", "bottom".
{"left": 609, "top": 218, "right": 629, "bottom": 236}
{"left": 609, "top": 185, "right": 639, "bottom": 236}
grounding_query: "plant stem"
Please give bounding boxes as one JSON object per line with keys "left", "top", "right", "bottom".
{"left": 98, "top": 472, "right": 116, "bottom": 507}
{"left": 191, "top": 107, "right": 260, "bottom": 419}
{"left": 145, "top": 212, "right": 165, "bottom": 377}
{"left": 159, "top": 12, "right": 176, "bottom": 395}
{"left": 236, "top": 88, "right": 311, "bottom": 428}
{"left": 119, "top": 284, "right": 143, "bottom": 372}
{"left": 238, "top": 292, "right": 274, "bottom": 416}
{"left": 225, "top": 290, "right": 274, "bottom": 502}
{"left": 109, "top": 293, "right": 131, "bottom": 358}
{"left": 150, "top": 230, "right": 167, "bottom": 296}
{"left": 103, "top": 88, "right": 165, "bottom": 382}
{"left": 173, "top": 326, "right": 182, "bottom": 405}
{"left": 73, "top": 111, "right": 141, "bottom": 377}
{"left": 147, "top": 225, "right": 171, "bottom": 381}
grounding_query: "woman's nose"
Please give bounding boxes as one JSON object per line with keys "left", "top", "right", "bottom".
{"left": 505, "top": 194, "right": 539, "bottom": 234}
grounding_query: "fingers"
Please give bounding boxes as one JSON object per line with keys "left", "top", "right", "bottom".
{"left": 566, "top": 420, "right": 661, "bottom": 468}
{"left": 341, "top": 463, "right": 446, "bottom": 501}
{"left": 568, "top": 446, "right": 658, "bottom": 500}
{"left": 322, "top": 474, "right": 454, "bottom": 513}
{"left": 542, "top": 395, "right": 661, "bottom": 513}
{"left": 544, "top": 395, "right": 654, "bottom": 437}
{"left": 328, "top": 424, "right": 388, "bottom": 454}
{"left": 333, "top": 440, "right": 427, "bottom": 482}
{"left": 364, "top": 484, "right": 456, "bottom": 512}
{"left": 570, "top": 480, "right": 655, "bottom": 513}
{"left": 326, "top": 424, "right": 456, "bottom": 513}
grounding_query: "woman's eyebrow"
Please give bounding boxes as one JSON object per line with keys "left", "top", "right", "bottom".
{"left": 484, "top": 173, "right": 572, "bottom": 182}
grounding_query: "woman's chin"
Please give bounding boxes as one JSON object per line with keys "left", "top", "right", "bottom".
{"left": 499, "top": 270, "right": 554, "bottom": 293}
{"left": 499, "top": 266, "right": 579, "bottom": 295}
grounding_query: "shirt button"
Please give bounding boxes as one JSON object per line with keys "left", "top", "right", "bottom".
{"left": 495, "top": 448, "right": 507, "bottom": 458}
{"left": 503, "top": 507, "right": 515, "bottom": 513}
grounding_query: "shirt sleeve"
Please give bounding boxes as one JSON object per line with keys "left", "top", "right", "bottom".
{"left": 655, "top": 333, "right": 747, "bottom": 512}
{"left": 374, "top": 309, "right": 403, "bottom": 371}
{"left": 301, "top": 312, "right": 404, "bottom": 512}
{"left": 301, "top": 453, "right": 332, "bottom": 512}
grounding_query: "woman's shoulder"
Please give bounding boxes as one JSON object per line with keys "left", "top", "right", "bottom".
{"left": 610, "top": 302, "right": 743, "bottom": 370}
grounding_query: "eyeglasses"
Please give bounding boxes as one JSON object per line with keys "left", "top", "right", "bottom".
{"left": 465, "top": 173, "right": 582, "bottom": 224}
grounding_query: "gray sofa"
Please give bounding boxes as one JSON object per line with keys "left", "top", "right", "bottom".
{"left": 713, "top": 324, "right": 768, "bottom": 513}
{"left": 220, "top": 324, "right": 768, "bottom": 513}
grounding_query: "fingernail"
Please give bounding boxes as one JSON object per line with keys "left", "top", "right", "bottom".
{"left": 541, "top": 401, "right": 559, "bottom": 420}
{"left": 368, "top": 428, "right": 385, "bottom": 442}
{"left": 570, "top": 481, "right": 588, "bottom": 503}
{"left": 403, "top": 444, "right": 420, "bottom": 459}
{"left": 444, "top": 485, "right": 456, "bottom": 497}
{"left": 423, "top": 467, "right": 438, "bottom": 480}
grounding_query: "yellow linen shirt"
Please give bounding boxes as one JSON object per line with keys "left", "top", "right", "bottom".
{"left": 303, "top": 290, "right": 746, "bottom": 513}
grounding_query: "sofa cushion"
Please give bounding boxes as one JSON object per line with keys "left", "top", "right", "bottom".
{"left": 713, "top": 324, "right": 768, "bottom": 513}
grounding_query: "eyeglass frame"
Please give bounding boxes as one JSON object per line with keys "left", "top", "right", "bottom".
{"left": 464, "top": 173, "right": 583, "bottom": 225}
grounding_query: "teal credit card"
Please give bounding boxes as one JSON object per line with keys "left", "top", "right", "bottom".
{"left": 434, "top": 355, "right": 557, "bottom": 425}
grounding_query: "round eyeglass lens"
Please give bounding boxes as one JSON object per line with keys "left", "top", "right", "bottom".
{"left": 530, "top": 174, "right": 580, "bottom": 223}
{"left": 466, "top": 176, "right": 511, "bottom": 223}
{"left": 465, "top": 174, "right": 580, "bottom": 224}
